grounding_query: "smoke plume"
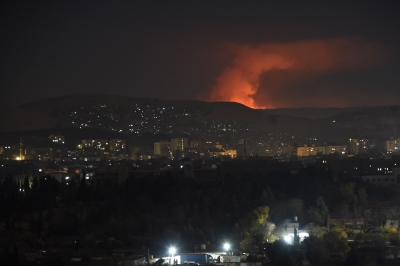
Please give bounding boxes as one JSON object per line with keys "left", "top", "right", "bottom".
{"left": 208, "top": 39, "right": 388, "bottom": 108}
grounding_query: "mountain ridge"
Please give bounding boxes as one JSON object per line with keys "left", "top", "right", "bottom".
{"left": 0, "top": 93, "right": 397, "bottom": 142}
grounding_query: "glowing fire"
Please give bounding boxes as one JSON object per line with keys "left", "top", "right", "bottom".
{"left": 208, "top": 39, "right": 388, "bottom": 108}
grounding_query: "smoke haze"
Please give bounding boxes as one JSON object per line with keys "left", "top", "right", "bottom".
{"left": 208, "top": 39, "right": 390, "bottom": 108}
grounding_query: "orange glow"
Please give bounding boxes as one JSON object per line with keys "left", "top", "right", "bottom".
{"left": 208, "top": 39, "right": 389, "bottom": 108}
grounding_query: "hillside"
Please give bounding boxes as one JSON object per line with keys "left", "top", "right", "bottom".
{"left": 262, "top": 107, "right": 367, "bottom": 119}
{"left": 0, "top": 105, "right": 66, "bottom": 132}
{"left": 18, "top": 93, "right": 325, "bottom": 137}
{"left": 318, "top": 105, "right": 400, "bottom": 139}
{"left": 0, "top": 93, "right": 395, "bottom": 143}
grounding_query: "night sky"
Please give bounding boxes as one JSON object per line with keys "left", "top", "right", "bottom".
{"left": 2, "top": 1, "right": 400, "bottom": 108}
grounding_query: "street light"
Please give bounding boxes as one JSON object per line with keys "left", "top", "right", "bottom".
{"left": 284, "top": 235, "right": 293, "bottom": 244}
{"left": 169, "top": 247, "right": 176, "bottom": 265}
{"left": 224, "top": 243, "right": 230, "bottom": 254}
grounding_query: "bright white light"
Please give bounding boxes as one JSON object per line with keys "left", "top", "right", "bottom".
{"left": 169, "top": 247, "right": 176, "bottom": 256}
{"left": 224, "top": 243, "right": 230, "bottom": 251}
{"left": 298, "top": 232, "right": 309, "bottom": 242}
{"left": 284, "top": 235, "right": 292, "bottom": 244}
{"left": 65, "top": 176, "right": 70, "bottom": 180}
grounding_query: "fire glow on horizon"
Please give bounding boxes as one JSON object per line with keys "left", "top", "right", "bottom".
{"left": 208, "top": 39, "right": 389, "bottom": 109}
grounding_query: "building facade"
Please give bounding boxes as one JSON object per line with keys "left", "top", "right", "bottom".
{"left": 154, "top": 141, "right": 171, "bottom": 157}
{"left": 171, "top": 138, "right": 188, "bottom": 152}
{"left": 385, "top": 138, "right": 400, "bottom": 153}
{"left": 349, "top": 138, "right": 369, "bottom": 155}
{"left": 109, "top": 139, "right": 126, "bottom": 151}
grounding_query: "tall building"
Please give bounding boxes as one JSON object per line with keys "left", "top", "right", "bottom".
{"left": 385, "top": 138, "right": 400, "bottom": 153}
{"left": 110, "top": 139, "right": 126, "bottom": 152}
{"left": 349, "top": 138, "right": 369, "bottom": 155}
{"left": 171, "top": 138, "right": 188, "bottom": 152}
{"left": 154, "top": 141, "right": 171, "bottom": 157}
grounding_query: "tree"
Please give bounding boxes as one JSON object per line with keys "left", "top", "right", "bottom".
{"left": 357, "top": 188, "right": 367, "bottom": 212}
{"left": 308, "top": 197, "right": 329, "bottom": 230}
{"left": 78, "top": 174, "right": 90, "bottom": 202}
{"left": 383, "top": 207, "right": 400, "bottom": 227}
{"left": 31, "top": 177, "right": 39, "bottom": 194}
{"left": 303, "top": 232, "right": 349, "bottom": 266}
{"left": 259, "top": 185, "right": 274, "bottom": 206}
{"left": 240, "top": 206, "right": 270, "bottom": 251}
{"left": 361, "top": 233, "right": 387, "bottom": 261}
{"left": 254, "top": 206, "right": 269, "bottom": 227}
{"left": 323, "top": 231, "right": 350, "bottom": 259}
{"left": 303, "top": 236, "right": 333, "bottom": 266}
{"left": 36, "top": 211, "right": 43, "bottom": 237}
{"left": 23, "top": 176, "right": 30, "bottom": 193}
{"left": 240, "top": 235, "right": 258, "bottom": 251}
{"left": 268, "top": 240, "right": 304, "bottom": 266}
{"left": 340, "top": 182, "right": 367, "bottom": 214}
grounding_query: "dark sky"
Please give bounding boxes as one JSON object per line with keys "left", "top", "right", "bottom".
{"left": 2, "top": 1, "right": 400, "bottom": 108}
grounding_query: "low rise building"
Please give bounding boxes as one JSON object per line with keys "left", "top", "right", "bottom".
{"left": 361, "top": 167, "right": 400, "bottom": 186}
{"left": 208, "top": 149, "right": 237, "bottom": 159}
{"left": 297, "top": 145, "right": 347, "bottom": 157}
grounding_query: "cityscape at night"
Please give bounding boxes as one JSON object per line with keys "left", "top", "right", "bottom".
{"left": 1, "top": 1, "right": 400, "bottom": 265}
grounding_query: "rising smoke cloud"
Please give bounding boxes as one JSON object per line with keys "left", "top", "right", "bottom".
{"left": 208, "top": 39, "right": 389, "bottom": 108}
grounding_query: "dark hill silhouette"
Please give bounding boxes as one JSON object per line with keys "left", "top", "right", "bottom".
{"left": 18, "top": 93, "right": 322, "bottom": 137}
{"left": 0, "top": 93, "right": 395, "bottom": 142}
{"left": 262, "top": 107, "right": 367, "bottom": 119}
{"left": 0, "top": 105, "right": 67, "bottom": 132}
